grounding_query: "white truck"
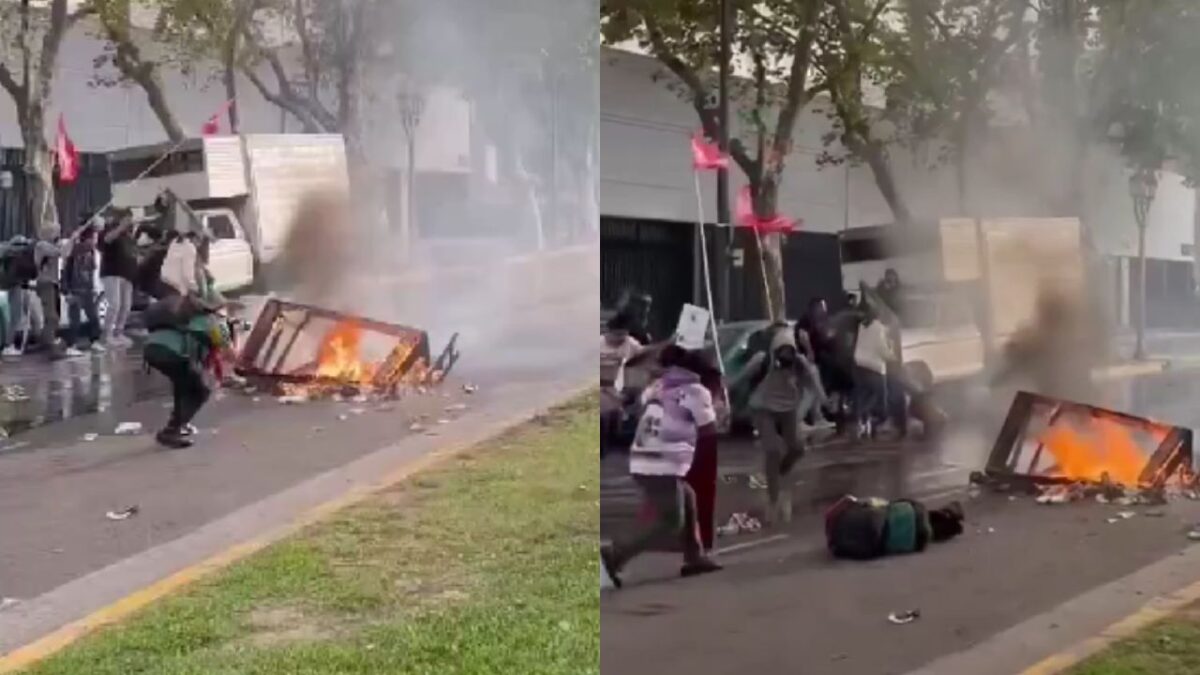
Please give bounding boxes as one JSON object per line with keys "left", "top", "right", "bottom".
{"left": 108, "top": 134, "right": 351, "bottom": 293}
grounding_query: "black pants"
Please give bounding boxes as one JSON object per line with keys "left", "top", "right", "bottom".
{"left": 144, "top": 343, "right": 210, "bottom": 430}
{"left": 609, "top": 475, "right": 703, "bottom": 571}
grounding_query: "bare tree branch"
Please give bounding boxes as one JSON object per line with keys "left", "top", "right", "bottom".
{"left": 0, "top": 62, "right": 21, "bottom": 100}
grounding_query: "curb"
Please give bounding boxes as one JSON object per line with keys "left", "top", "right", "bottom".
{"left": 1018, "top": 577, "right": 1200, "bottom": 674}
{"left": 0, "top": 381, "right": 594, "bottom": 673}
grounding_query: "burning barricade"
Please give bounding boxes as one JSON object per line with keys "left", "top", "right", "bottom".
{"left": 970, "top": 392, "right": 1195, "bottom": 504}
{"left": 235, "top": 298, "right": 460, "bottom": 401}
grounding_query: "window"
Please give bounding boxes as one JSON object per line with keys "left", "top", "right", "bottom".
{"left": 206, "top": 215, "right": 237, "bottom": 240}
{"left": 110, "top": 149, "right": 204, "bottom": 183}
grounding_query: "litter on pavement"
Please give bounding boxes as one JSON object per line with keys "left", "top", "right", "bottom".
{"left": 105, "top": 505, "right": 140, "bottom": 521}
{"left": 716, "top": 512, "right": 762, "bottom": 537}
{"left": 0, "top": 597, "right": 20, "bottom": 612}
{"left": 113, "top": 422, "right": 143, "bottom": 435}
{"left": 81, "top": 433, "right": 99, "bottom": 442}
{"left": 888, "top": 610, "right": 921, "bottom": 625}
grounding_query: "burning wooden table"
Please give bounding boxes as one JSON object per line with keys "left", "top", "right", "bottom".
{"left": 235, "top": 298, "right": 460, "bottom": 399}
{"left": 973, "top": 392, "right": 1195, "bottom": 499}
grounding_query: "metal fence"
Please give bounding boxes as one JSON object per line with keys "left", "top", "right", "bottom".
{"left": 0, "top": 148, "right": 112, "bottom": 240}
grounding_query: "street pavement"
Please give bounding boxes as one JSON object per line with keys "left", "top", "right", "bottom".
{"left": 601, "top": 367, "right": 1200, "bottom": 675}
{"left": 0, "top": 247, "right": 596, "bottom": 640}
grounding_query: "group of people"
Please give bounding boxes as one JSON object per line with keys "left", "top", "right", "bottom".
{"left": 0, "top": 208, "right": 141, "bottom": 359}
{"left": 600, "top": 274, "right": 930, "bottom": 585}
{"left": 0, "top": 189, "right": 237, "bottom": 449}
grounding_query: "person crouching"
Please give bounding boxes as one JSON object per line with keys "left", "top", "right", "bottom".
{"left": 601, "top": 345, "right": 722, "bottom": 588}
{"left": 143, "top": 307, "right": 233, "bottom": 448}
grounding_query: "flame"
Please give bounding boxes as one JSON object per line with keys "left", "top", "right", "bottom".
{"left": 1037, "top": 411, "right": 1166, "bottom": 486}
{"left": 315, "top": 321, "right": 377, "bottom": 385}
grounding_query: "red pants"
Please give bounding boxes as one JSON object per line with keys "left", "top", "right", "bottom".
{"left": 686, "top": 433, "right": 718, "bottom": 551}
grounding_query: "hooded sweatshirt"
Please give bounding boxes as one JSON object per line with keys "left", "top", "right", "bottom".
{"left": 748, "top": 326, "right": 805, "bottom": 414}
{"left": 629, "top": 366, "right": 716, "bottom": 477}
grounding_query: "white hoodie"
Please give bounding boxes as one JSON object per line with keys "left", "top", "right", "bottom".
{"left": 854, "top": 319, "right": 893, "bottom": 375}
{"left": 161, "top": 238, "right": 200, "bottom": 296}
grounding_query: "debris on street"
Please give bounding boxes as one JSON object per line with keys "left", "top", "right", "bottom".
{"left": 0, "top": 597, "right": 19, "bottom": 612}
{"left": 716, "top": 512, "right": 762, "bottom": 537}
{"left": 105, "top": 505, "right": 140, "bottom": 521}
{"left": 888, "top": 610, "right": 921, "bottom": 625}
{"left": 747, "top": 474, "right": 768, "bottom": 490}
{"left": 2, "top": 385, "right": 28, "bottom": 402}
{"left": 278, "top": 394, "right": 308, "bottom": 405}
{"left": 81, "top": 433, "right": 99, "bottom": 442}
{"left": 463, "top": 383, "right": 479, "bottom": 394}
{"left": 113, "top": 422, "right": 143, "bottom": 435}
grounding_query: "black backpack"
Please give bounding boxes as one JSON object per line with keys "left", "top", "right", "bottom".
{"left": 0, "top": 242, "right": 37, "bottom": 290}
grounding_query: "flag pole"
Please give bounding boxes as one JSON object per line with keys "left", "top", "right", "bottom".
{"left": 753, "top": 227, "right": 774, "bottom": 322}
{"left": 693, "top": 170, "right": 726, "bottom": 387}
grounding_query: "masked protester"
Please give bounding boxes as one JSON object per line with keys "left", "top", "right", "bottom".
{"left": 601, "top": 345, "right": 722, "bottom": 588}
{"left": 143, "top": 306, "right": 233, "bottom": 449}
{"left": 34, "top": 223, "right": 66, "bottom": 360}
{"left": 62, "top": 225, "right": 104, "bottom": 355}
{"left": 730, "top": 323, "right": 817, "bottom": 525}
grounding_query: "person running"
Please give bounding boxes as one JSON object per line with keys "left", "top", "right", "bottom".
{"left": 143, "top": 306, "right": 233, "bottom": 449}
{"left": 600, "top": 313, "right": 644, "bottom": 455}
{"left": 853, "top": 306, "right": 894, "bottom": 439}
{"left": 100, "top": 209, "right": 138, "bottom": 345}
{"left": 601, "top": 345, "right": 722, "bottom": 588}
{"left": 731, "top": 323, "right": 815, "bottom": 525}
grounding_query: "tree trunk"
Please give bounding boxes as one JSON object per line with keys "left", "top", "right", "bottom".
{"left": 755, "top": 179, "right": 787, "bottom": 320}
{"left": 860, "top": 139, "right": 912, "bottom": 225}
{"left": 21, "top": 108, "right": 54, "bottom": 232}
{"left": 138, "top": 71, "right": 185, "bottom": 142}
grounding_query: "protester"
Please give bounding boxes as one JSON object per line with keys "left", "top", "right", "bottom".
{"left": 600, "top": 313, "right": 644, "bottom": 456}
{"left": 34, "top": 223, "right": 66, "bottom": 360}
{"left": 731, "top": 322, "right": 816, "bottom": 524}
{"left": 0, "top": 236, "right": 37, "bottom": 356}
{"left": 62, "top": 225, "right": 105, "bottom": 355}
{"left": 160, "top": 230, "right": 203, "bottom": 297}
{"left": 143, "top": 303, "right": 233, "bottom": 449}
{"left": 100, "top": 209, "right": 138, "bottom": 345}
{"left": 853, "top": 306, "right": 893, "bottom": 439}
{"left": 876, "top": 268, "right": 903, "bottom": 317}
{"left": 601, "top": 345, "right": 722, "bottom": 588}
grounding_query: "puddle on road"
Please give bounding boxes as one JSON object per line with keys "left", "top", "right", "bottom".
{"left": 0, "top": 353, "right": 168, "bottom": 450}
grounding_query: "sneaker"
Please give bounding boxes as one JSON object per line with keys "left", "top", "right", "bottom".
{"left": 600, "top": 544, "right": 623, "bottom": 589}
{"left": 155, "top": 428, "right": 193, "bottom": 449}
{"left": 64, "top": 347, "right": 84, "bottom": 357}
{"left": 90, "top": 343, "right": 107, "bottom": 353}
{"left": 2, "top": 346, "right": 21, "bottom": 357}
{"left": 113, "top": 335, "right": 134, "bottom": 347}
{"left": 181, "top": 423, "right": 199, "bottom": 437}
{"left": 680, "top": 558, "right": 723, "bottom": 579}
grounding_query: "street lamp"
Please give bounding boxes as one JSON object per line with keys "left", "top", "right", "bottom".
{"left": 1129, "top": 167, "right": 1159, "bottom": 360}
{"left": 397, "top": 85, "right": 426, "bottom": 259}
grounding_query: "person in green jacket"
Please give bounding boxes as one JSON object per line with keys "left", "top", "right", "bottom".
{"left": 144, "top": 310, "right": 232, "bottom": 448}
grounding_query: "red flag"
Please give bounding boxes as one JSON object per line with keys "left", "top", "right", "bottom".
{"left": 736, "top": 185, "right": 798, "bottom": 233}
{"left": 201, "top": 99, "right": 235, "bottom": 136}
{"left": 55, "top": 114, "right": 79, "bottom": 184}
{"left": 691, "top": 132, "right": 728, "bottom": 171}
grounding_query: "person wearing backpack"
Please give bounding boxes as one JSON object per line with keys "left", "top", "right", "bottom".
{"left": 601, "top": 345, "right": 722, "bottom": 588}
{"left": 143, "top": 305, "right": 233, "bottom": 449}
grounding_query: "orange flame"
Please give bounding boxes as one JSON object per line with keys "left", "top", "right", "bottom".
{"left": 315, "top": 321, "right": 377, "bottom": 385}
{"left": 1037, "top": 412, "right": 1166, "bottom": 486}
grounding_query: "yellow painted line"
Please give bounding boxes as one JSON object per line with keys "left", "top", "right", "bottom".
{"left": 1018, "top": 576, "right": 1200, "bottom": 675}
{"left": 0, "top": 384, "right": 592, "bottom": 673}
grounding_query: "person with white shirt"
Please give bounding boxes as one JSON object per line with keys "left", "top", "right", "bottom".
{"left": 853, "top": 307, "right": 894, "bottom": 439}
{"left": 601, "top": 345, "right": 722, "bottom": 588}
{"left": 600, "top": 313, "right": 645, "bottom": 456}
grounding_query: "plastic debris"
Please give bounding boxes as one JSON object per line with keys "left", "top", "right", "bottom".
{"left": 337, "top": 414, "right": 349, "bottom": 421}
{"left": 105, "top": 505, "right": 139, "bottom": 521}
{"left": 113, "top": 422, "right": 143, "bottom": 435}
{"left": 409, "top": 423, "right": 425, "bottom": 432}
{"left": 747, "top": 475, "right": 768, "bottom": 490}
{"left": 888, "top": 609, "right": 921, "bottom": 625}
{"left": 437, "top": 418, "right": 450, "bottom": 425}
{"left": 1188, "top": 527, "right": 1200, "bottom": 541}
{"left": 1107, "top": 511, "right": 1137, "bottom": 524}
{"left": 463, "top": 383, "right": 479, "bottom": 394}
{"left": 348, "top": 408, "right": 366, "bottom": 416}
{"left": 716, "top": 512, "right": 762, "bottom": 537}
{"left": 445, "top": 403, "right": 468, "bottom": 413}
{"left": 278, "top": 395, "right": 308, "bottom": 405}
{"left": 81, "top": 433, "right": 99, "bottom": 442}
{"left": 0, "top": 597, "right": 19, "bottom": 612}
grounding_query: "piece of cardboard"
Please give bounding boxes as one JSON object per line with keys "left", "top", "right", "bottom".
{"left": 674, "top": 303, "right": 710, "bottom": 350}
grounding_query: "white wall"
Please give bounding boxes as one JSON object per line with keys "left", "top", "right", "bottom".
{"left": 600, "top": 47, "right": 1196, "bottom": 264}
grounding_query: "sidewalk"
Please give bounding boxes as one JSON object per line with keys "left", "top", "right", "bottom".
{"left": 601, "top": 493, "right": 1200, "bottom": 675}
